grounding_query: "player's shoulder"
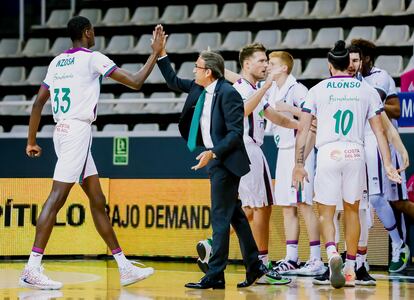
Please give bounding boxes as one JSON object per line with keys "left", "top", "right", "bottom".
{"left": 48, "top": 55, "right": 61, "bottom": 67}
{"left": 89, "top": 50, "right": 109, "bottom": 60}
{"left": 360, "top": 79, "right": 381, "bottom": 98}
{"left": 292, "top": 81, "right": 308, "bottom": 94}
{"left": 367, "top": 67, "right": 390, "bottom": 81}
{"left": 309, "top": 78, "right": 329, "bottom": 92}
{"left": 232, "top": 77, "right": 250, "bottom": 88}
{"left": 232, "top": 78, "right": 253, "bottom": 94}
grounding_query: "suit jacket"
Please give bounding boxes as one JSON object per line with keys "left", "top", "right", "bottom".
{"left": 157, "top": 56, "right": 250, "bottom": 177}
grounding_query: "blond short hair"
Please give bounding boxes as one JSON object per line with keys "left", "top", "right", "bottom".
{"left": 268, "top": 51, "right": 294, "bottom": 74}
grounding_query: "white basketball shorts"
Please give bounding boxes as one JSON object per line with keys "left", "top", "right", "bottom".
{"left": 239, "top": 142, "right": 274, "bottom": 208}
{"left": 364, "top": 134, "right": 387, "bottom": 196}
{"left": 314, "top": 141, "right": 366, "bottom": 206}
{"left": 274, "top": 147, "right": 315, "bottom": 206}
{"left": 53, "top": 119, "right": 97, "bottom": 184}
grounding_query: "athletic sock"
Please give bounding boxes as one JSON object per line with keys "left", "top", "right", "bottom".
{"left": 310, "top": 240, "right": 321, "bottom": 260}
{"left": 386, "top": 224, "right": 403, "bottom": 245}
{"left": 28, "top": 247, "right": 44, "bottom": 268}
{"left": 258, "top": 250, "right": 269, "bottom": 266}
{"left": 345, "top": 254, "right": 356, "bottom": 271}
{"left": 286, "top": 240, "right": 298, "bottom": 262}
{"left": 356, "top": 249, "right": 367, "bottom": 270}
{"left": 325, "top": 242, "right": 338, "bottom": 261}
{"left": 112, "top": 248, "right": 130, "bottom": 269}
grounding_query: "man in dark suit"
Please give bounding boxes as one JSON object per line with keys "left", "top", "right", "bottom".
{"left": 157, "top": 45, "right": 284, "bottom": 288}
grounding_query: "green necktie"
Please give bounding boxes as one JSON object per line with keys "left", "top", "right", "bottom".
{"left": 187, "top": 89, "right": 207, "bottom": 152}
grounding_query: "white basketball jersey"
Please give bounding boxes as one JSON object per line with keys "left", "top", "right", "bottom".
{"left": 233, "top": 78, "right": 269, "bottom": 146}
{"left": 42, "top": 48, "right": 117, "bottom": 123}
{"left": 362, "top": 67, "right": 398, "bottom": 134}
{"left": 266, "top": 75, "right": 308, "bottom": 149}
{"left": 303, "top": 76, "right": 383, "bottom": 149}
{"left": 363, "top": 67, "right": 396, "bottom": 100}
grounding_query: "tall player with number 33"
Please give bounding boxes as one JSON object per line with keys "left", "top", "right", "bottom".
{"left": 20, "top": 16, "right": 166, "bottom": 290}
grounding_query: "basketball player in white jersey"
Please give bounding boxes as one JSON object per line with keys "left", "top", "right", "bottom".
{"left": 351, "top": 39, "right": 411, "bottom": 273}
{"left": 233, "top": 44, "right": 298, "bottom": 285}
{"left": 20, "top": 16, "right": 166, "bottom": 289}
{"left": 265, "top": 51, "right": 325, "bottom": 277}
{"left": 293, "top": 41, "right": 401, "bottom": 288}
{"left": 317, "top": 45, "right": 409, "bottom": 286}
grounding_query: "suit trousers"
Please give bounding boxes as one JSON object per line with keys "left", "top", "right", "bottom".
{"left": 206, "top": 163, "right": 260, "bottom": 279}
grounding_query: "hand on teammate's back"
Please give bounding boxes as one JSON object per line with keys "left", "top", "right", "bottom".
{"left": 151, "top": 24, "right": 166, "bottom": 55}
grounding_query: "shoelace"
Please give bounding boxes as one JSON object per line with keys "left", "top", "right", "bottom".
{"left": 274, "top": 260, "right": 295, "bottom": 271}
{"left": 27, "top": 265, "right": 52, "bottom": 283}
{"left": 303, "top": 259, "right": 319, "bottom": 269}
{"left": 267, "top": 268, "right": 282, "bottom": 278}
{"left": 128, "top": 260, "right": 148, "bottom": 267}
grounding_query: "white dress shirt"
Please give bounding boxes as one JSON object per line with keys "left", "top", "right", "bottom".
{"left": 200, "top": 80, "right": 218, "bottom": 149}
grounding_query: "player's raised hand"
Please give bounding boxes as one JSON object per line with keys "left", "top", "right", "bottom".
{"left": 26, "top": 144, "right": 42, "bottom": 158}
{"left": 263, "top": 68, "right": 278, "bottom": 89}
{"left": 292, "top": 164, "right": 309, "bottom": 191}
{"left": 151, "top": 24, "right": 166, "bottom": 55}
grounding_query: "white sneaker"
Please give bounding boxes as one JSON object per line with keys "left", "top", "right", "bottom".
{"left": 343, "top": 265, "right": 356, "bottom": 287}
{"left": 272, "top": 259, "right": 300, "bottom": 275}
{"left": 19, "top": 265, "right": 63, "bottom": 290}
{"left": 296, "top": 258, "right": 327, "bottom": 276}
{"left": 120, "top": 261, "right": 154, "bottom": 286}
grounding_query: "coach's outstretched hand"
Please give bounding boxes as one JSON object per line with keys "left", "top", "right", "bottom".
{"left": 151, "top": 24, "right": 167, "bottom": 55}
{"left": 26, "top": 144, "right": 42, "bottom": 158}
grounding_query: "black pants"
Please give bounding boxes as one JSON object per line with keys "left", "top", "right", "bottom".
{"left": 206, "top": 164, "right": 260, "bottom": 279}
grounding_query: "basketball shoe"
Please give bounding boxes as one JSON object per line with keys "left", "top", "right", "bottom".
{"left": 19, "top": 265, "right": 63, "bottom": 290}
{"left": 119, "top": 261, "right": 154, "bottom": 286}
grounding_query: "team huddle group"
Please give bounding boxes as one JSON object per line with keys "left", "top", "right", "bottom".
{"left": 17, "top": 16, "right": 412, "bottom": 291}
{"left": 194, "top": 38, "right": 411, "bottom": 289}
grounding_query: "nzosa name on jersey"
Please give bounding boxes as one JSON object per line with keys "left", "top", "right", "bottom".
{"left": 56, "top": 57, "right": 75, "bottom": 67}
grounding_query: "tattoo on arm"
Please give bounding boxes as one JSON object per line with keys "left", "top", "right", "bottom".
{"left": 297, "top": 146, "right": 305, "bottom": 164}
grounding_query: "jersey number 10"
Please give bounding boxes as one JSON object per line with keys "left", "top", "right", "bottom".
{"left": 333, "top": 109, "right": 353, "bottom": 136}
{"left": 53, "top": 88, "right": 71, "bottom": 114}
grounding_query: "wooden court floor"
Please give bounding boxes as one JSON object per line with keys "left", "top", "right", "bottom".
{"left": 1, "top": 260, "right": 414, "bottom": 299}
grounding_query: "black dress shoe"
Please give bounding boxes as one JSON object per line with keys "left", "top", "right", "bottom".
{"left": 237, "top": 263, "right": 267, "bottom": 288}
{"left": 185, "top": 276, "right": 225, "bottom": 289}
